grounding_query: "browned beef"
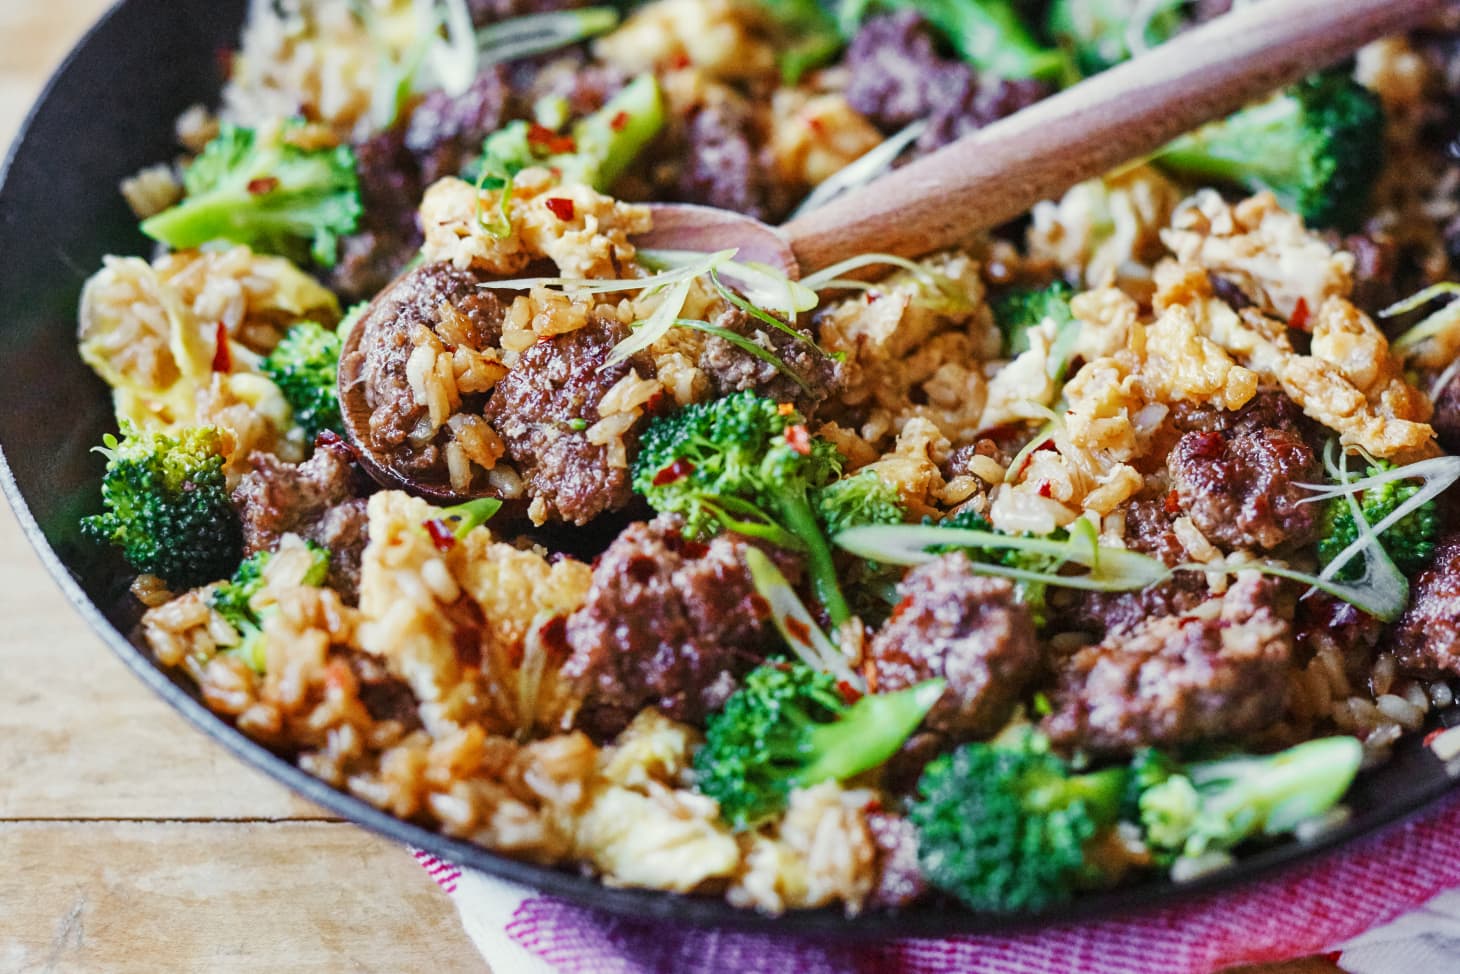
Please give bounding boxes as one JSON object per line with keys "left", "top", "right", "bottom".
{"left": 1043, "top": 576, "right": 1293, "bottom": 755}
{"left": 1166, "top": 391, "right": 1322, "bottom": 552}
{"left": 561, "top": 517, "right": 794, "bottom": 736}
{"left": 337, "top": 649, "right": 421, "bottom": 729}
{"left": 1433, "top": 371, "right": 1460, "bottom": 454}
{"left": 1390, "top": 532, "right": 1460, "bottom": 677}
{"left": 698, "top": 305, "right": 843, "bottom": 417}
{"left": 328, "top": 131, "right": 425, "bottom": 303}
{"left": 342, "top": 262, "right": 507, "bottom": 482}
{"left": 1057, "top": 497, "right": 1210, "bottom": 636}
{"left": 868, "top": 555, "right": 1040, "bottom": 739}
{"left": 673, "top": 98, "right": 778, "bottom": 221}
{"left": 231, "top": 435, "right": 373, "bottom": 600}
{"left": 867, "top": 811, "right": 927, "bottom": 909}
{"left": 406, "top": 67, "right": 512, "bottom": 186}
{"left": 843, "top": 12, "right": 1048, "bottom": 155}
{"left": 482, "top": 315, "right": 652, "bottom": 525}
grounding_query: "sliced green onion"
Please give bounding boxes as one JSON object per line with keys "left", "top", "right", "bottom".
{"left": 431, "top": 0, "right": 479, "bottom": 97}
{"left": 799, "top": 252, "right": 940, "bottom": 293}
{"left": 672, "top": 318, "right": 814, "bottom": 394}
{"left": 491, "top": 249, "right": 735, "bottom": 295}
{"left": 640, "top": 249, "right": 818, "bottom": 319}
{"left": 744, "top": 547, "right": 861, "bottom": 688}
{"left": 790, "top": 119, "right": 927, "bottom": 219}
{"left": 1386, "top": 283, "right": 1460, "bottom": 359}
{"left": 477, "top": 7, "right": 620, "bottom": 64}
{"left": 605, "top": 276, "right": 693, "bottom": 367}
{"left": 833, "top": 523, "right": 1172, "bottom": 592}
{"left": 708, "top": 270, "right": 828, "bottom": 356}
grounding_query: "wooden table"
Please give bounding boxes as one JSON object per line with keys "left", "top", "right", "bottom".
{"left": 0, "top": 4, "right": 1345, "bottom": 972}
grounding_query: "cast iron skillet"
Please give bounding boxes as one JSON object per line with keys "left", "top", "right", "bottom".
{"left": 3, "top": 0, "right": 1457, "bottom": 938}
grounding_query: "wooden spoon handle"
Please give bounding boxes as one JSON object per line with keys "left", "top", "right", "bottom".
{"left": 781, "top": 0, "right": 1444, "bottom": 274}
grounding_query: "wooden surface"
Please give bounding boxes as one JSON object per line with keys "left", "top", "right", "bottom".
{"left": 0, "top": 3, "right": 1345, "bottom": 972}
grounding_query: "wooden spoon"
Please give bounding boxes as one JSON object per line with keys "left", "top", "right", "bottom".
{"left": 637, "top": 0, "right": 1445, "bottom": 278}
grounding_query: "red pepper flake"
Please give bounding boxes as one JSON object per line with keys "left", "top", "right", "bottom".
{"left": 807, "top": 115, "right": 826, "bottom": 135}
{"left": 836, "top": 680, "right": 863, "bottom": 705}
{"left": 247, "top": 176, "right": 279, "bottom": 195}
{"left": 784, "top": 615, "right": 812, "bottom": 646}
{"left": 1165, "top": 489, "right": 1181, "bottom": 514}
{"left": 785, "top": 424, "right": 812, "bottom": 456}
{"left": 211, "top": 322, "right": 231, "bottom": 373}
{"left": 1289, "top": 296, "right": 1311, "bottom": 332}
{"left": 865, "top": 290, "right": 881, "bottom": 304}
{"left": 543, "top": 197, "right": 576, "bottom": 221}
{"left": 652, "top": 457, "right": 695, "bottom": 486}
{"left": 423, "top": 519, "right": 457, "bottom": 552}
{"left": 890, "top": 594, "right": 915, "bottom": 621}
{"left": 777, "top": 402, "right": 796, "bottom": 416}
{"left": 609, "top": 110, "right": 630, "bottom": 132}
{"left": 1037, "top": 480, "right": 1053, "bottom": 498}
{"left": 862, "top": 797, "right": 884, "bottom": 815}
{"left": 527, "top": 123, "right": 576, "bottom": 154}
{"left": 668, "top": 51, "right": 692, "bottom": 71}
{"left": 1425, "top": 727, "right": 1446, "bottom": 749}
{"left": 323, "top": 658, "right": 357, "bottom": 695}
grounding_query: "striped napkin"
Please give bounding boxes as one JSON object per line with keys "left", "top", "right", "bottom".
{"left": 415, "top": 792, "right": 1460, "bottom": 973}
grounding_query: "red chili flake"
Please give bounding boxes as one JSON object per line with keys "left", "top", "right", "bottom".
{"left": 543, "top": 197, "right": 576, "bottom": 221}
{"left": 807, "top": 115, "right": 827, "bottom": 135}
{"left": 323, "top": 658, "right": 357, "bottom": 695}
{"left": 862, "top": 797, "right": 884, "bottom": 815}
{"left": 865, "top": 291, "right": 881, "bottom": 304}
{"left": 777, "top": 402, "right": 796, "bottom": 416}
{"left": 610, "top": 110, "right": 630, "bottom": 132}
{"left": 1037, "top": 480, "right": 1053, "bottom": 498}
{"left": 890, "top": 595, "right": 915, "bottom": 621}
{"left": 836, "top": 680, "right": 863, "bottom": 705}
{"left": 211, "top": 322, "right": 231, "bottom": 373}
{"left": 247, "top": 176, "right": 280, "bottom": 195}
{"left": 527, "top": 123, "right": 576, "bottom": 154}
{"left": 652, "top": 457, "right": 695, "bottom": 486}
{"left": 1425, "top": 727, "right": 1446, "bottom": 749}
{"left": 784, "top": 615, "right": 812, "bottom": 645}
{"left": 1289, "top": 296, "right": 1311, "bottom": 332}
{"left": 668, "top": 51, "right": 692, "bottom": 70}
{"left": 537, "top": 615, "right": 571, "bottom": 661}
{"left": 423, "top": 519, "right": 457, "bottom": 552}
{"left": 785, "top": 424, "right": 812, "bottom": 456}
{"left": 1165, "top": 489, "right": 1181, "bottom": 514}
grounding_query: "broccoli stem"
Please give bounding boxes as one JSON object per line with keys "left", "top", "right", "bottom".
{"left": 1028, "top": 766, "right": 1126, "bottom": 822}
{"left": 774, "top": 490, "right": 852, "bottom": 627}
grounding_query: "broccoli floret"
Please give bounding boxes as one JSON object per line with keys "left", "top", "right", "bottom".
{"left": 910, "top": 728, "right": 1126, "bottom": 912}
{"left": 467, "top": 73, "right": 664, "bottom": 192}
{"left": 81, "top": 425, "right": 243, "bottom": 589}
{"left": 813, "top": 469, "right": 906, "bottom": 537}
{"left": 757, "top": 0, "right": 844, "bottom": 84}
{"left": 141, "top": 121, "right": 362, "bottom": 267}
{"left": 1152, "top": 71, "right": 1385, "bottom": 230}
{"left": 261, "top": 322, "right": 343, "bottom": 443}
{"left": 632, "top": 391, "right": 852, "bottom": 625}
{"left": 1138, "top": 737, "right": 1363, "bottom": 862}
{"left": 211, "top": 542, "right": 330, "bottom": 672}
{"left": 1318, "top": 460, "right": 1440, "bottom": 580}
{"left": 694, "top": 660, "right": 944, "bottom": 830}
{"left": 839, "top": 0, "right": 1070, "bottom": 82}
{"left": 1045, "top": 0, "right": 1185, "bottom": 76}
{"left": 992, "top": 280, "right": 1076, "bottom": 358}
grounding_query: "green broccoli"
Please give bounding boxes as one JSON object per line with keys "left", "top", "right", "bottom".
{"left": 211, "top": 541, "right": 331, "bottom": 672}
{"left": 1045, "top": 0, "right": 1185, "bottom": 76}
{"left": 1152, "top": 71, "right": 1385, "bottom": 230}
{"left": 838, "top": 0, "right": 1070, "bottom": 83}
{"left": 694, "top": 659, "right": 944, "bottom": 830}
{"left": 141, "top": 121, "right": 362, "bottom": 267}
{"left": 262, "top": 322, "right": 343, "bottom": 443}
{"left": 467, "top": 73, "right": 664, "bottom": 192}
{"left": 1318, "top": 460, "right": 1440, "bottom": 580}
{"left": 813, "top": 468, "right": 906, "bottom": 537}
{"left": 991, "top": 280, "right": 1076, "bottom": 358}
{"left": 1138, "top": 737, "right": 1363, "bottom": 863}
{"left": 757, "top": 0, "right": 845, "bottom": 84}
{"left": 909, "top": 728, "right": 1127, "bottom": 912}
{"left": 81, "top": 425, "right": 243, "bottom": 589}
{"left": 632, "top": 391, "right": 852, "bottom": 625}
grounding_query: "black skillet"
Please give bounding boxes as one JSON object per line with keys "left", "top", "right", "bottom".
{"left": 2, "top": 0, "right": 1457, "bottom": 938}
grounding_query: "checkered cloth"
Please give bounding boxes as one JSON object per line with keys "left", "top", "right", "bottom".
{"left": 416, "top": 792, "right": 1460, "bottom": 973}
